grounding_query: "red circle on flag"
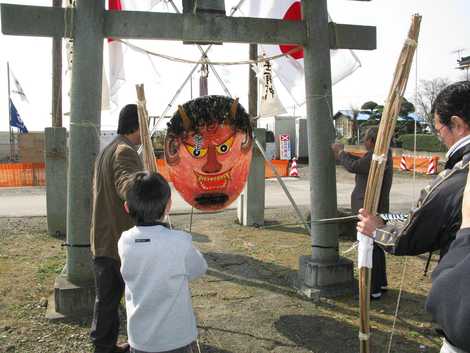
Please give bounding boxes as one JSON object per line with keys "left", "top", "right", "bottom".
{"left": 279, "top": 2, "right": 304, "bottom": 60}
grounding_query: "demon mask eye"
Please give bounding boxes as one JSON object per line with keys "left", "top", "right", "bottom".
{"left": 185, "top": 144, "right": 208, "bottom": 158}
{"left": 216, "top": 136, "right": 234, "bottom": 155}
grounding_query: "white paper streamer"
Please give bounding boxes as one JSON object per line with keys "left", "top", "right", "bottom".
{"left": 372, "top": 153, "right": 386, "bottom": 164}
{"left": 357, "top": 231, "right": 374, "bottom": 268}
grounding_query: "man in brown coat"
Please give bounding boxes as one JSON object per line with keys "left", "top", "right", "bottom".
{"left": 90, "top": 104, "right": 143, "bottom": 353}
{"left": 332, "top": 126, "right": 393, "bottom": 300}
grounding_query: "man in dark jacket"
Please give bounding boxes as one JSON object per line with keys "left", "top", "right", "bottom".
{"left": 90, "top": 104, "right": 144, "bottom": 353}
{"left": 425, "top": 163, "right": 470, "bottom": 353}
{"left": 357, "top": 81, "right": 470, "bottom": 260}
{"left": 357, "top": 82, "right": 470, "bottom": 345}
{"left": 332, "top": 126, "right": 393, "bottom": 299}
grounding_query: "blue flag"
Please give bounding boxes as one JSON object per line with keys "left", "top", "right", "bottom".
{"left": 9, "top": 99, "right": 28, "bottom": 133}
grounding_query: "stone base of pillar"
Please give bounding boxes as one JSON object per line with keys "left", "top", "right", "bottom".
{"left": 295, "top": 255, "right": 356, "bottom": 300}
{"left": 46, "top": 274, "right": 95, "bottom": 320}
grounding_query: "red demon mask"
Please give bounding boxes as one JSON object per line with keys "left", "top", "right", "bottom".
{"left": 164, "top": 96, "right": 253, "bottom": 211}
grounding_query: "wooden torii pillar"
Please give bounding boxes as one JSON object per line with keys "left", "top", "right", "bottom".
{"left": 1, "top": 0, "right": 376, "bottom": 317}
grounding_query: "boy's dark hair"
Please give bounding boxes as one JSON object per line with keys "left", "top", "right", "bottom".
{"left": 126, "top": 172, "right": 171, "bottom": 225}
{"left": 118, "top": 104, "right": 139, "bottom": 135}
{"left": 432, "top": 81, "right": 470, "bottom": 127}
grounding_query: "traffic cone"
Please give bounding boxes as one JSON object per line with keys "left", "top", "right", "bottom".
{"left": 399, "top": 155, "right": 408, "bottom": 171}
{"left": 427, "top": 157, "right": 437, "bottom": 175}
{"left": 289, "top": 157, "right": 299, "bottom": 177}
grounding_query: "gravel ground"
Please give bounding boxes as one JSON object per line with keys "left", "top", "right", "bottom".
{"left": 0, "top": 207, "right": 441, "bottom": 353}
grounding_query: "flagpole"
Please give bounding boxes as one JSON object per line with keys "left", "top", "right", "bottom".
{"left": 7, "top": 61, "right": 13, "bottom": 161}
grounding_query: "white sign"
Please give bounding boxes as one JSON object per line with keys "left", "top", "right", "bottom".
{"left": 279, "top": 134, "right": 291, "bottom": 160}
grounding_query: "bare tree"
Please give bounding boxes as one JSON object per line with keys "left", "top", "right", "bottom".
{"left": 415, "top": 77, "right": 450, "bottom": 131}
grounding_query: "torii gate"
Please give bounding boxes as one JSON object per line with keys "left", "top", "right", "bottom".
{"left": 1, "top": 0, "right": 376, "bottom": 317}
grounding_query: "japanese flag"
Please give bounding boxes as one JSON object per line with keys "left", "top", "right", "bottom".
{"left": 247, "top": 1, "right": 361, "bottom": 106}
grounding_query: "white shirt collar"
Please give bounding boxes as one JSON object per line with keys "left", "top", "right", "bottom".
{"left": 446, "top": 134, "right": 470, "bottom": 159}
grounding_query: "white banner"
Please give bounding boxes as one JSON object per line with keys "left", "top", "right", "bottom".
{"left": 255, "top": 60, "right": 287, "bottom": 117}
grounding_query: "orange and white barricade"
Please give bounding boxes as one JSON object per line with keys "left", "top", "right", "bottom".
{"left": 289, "top": 157, "right": 299, "bottom": 177}
{"left": 427, "top": 156, "right": 437, "bottom": 175}
{"left": 399, "top": 155, "right": 408, "bottom": 171}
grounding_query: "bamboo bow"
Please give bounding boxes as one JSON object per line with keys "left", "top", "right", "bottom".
{"left": 136, "top": 84, "right": 158, "bottom": 173}
{"left": 358, "top": 14, "right": 421, "bottom": 353}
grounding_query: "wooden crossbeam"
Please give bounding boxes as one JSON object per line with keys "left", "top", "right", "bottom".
{"left": 1, "top": 4, "right": 376, "bottom": 50}
{"left": 105, "top": 11, "right": 306, "bottom": 45}
{"left": 329, "top": 23, "right": 376, "bottom": 50}
{"left": 1, "top": 4, "right": 66, "bottom": 38}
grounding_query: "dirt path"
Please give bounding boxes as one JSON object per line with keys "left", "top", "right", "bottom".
{"left": 0, "top": 208, "right": 441, "bottom": 353}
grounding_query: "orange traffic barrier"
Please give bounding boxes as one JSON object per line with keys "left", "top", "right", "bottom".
{"left": 0, "top": 163, "right": 46, "bottom": 187}
{"left": 395, "top": 155, "right": 440, "bottom": 174}
{"left": 349, "top": 151, "right": 366, "bottom": 158}
{"left": 155, "top": 159, "right": 171, "bottom": 181}
{"left": 347, "top": 150, "right": 439, "bottom": 174}
{"left": 0, "top": 158, "right": 291, "bottom": 188}
{"left": 265, "top": 160, "right": 290, "bottom": 178}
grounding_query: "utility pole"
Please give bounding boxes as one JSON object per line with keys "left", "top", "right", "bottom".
{"left": 238, "top": 43, "right": 266, "bottom": 226}
{"left": 7, "top": 62, "right": 14, "bottom": 161}
{"left": 52, "top": 0, "right": 62, "bottom": 128}
{"left": 44, "top": 0, "right": 67, "bottom": 243}
{"left": 249, "top": 44, "right": 258, "bottom": 126}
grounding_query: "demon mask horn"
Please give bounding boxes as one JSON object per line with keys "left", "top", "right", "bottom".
{"left": 229, "top": 97, "right": 239, "bottom": 120}
{"left": 178, "top": 105, "right": 192, "bottom": 131}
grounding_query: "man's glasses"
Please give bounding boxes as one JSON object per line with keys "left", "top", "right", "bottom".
{"left": 435, "top": 125, "right": 447, "bottom": 135}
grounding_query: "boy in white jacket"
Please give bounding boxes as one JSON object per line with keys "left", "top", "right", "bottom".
{"left": 118, "top": 171, "right": 207, "bottom": 353}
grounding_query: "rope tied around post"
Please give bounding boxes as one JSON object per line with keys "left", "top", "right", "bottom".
{"left": 69, "top": 120, "right": 100, "bottom": 138}
{"left": 405, "top": 38, "right": 418, "bottom": 47}
{"left": 358, "top": 331, "right": 371, "bottom": 341}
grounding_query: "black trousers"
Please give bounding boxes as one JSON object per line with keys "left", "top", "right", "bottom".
{"left": 371, "top": 244, "right": 388, "bottom": 294}
{"left": 90, "top": 257, "right": 125, "bottom": 353}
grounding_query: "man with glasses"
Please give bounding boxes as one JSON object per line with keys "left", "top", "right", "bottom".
{"left": 426, "top": 163, "right": 470, "bottom": 353}
{"left": 357, "top": 81, "right": 470, "bottom": 352}
{"left": 357, "top": 80, "right": 470, "bottom": 266}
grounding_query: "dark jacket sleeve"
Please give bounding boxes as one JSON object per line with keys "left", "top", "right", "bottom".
{"left": 113, "top": 144, "right": 143, "bottom": 200}
{"left": 373, "top": 167, "right": 466, "bottom": 256}
{"left": 425, "top": 227, "right": 470, "bottom": 351}
{"left": 338, "top": 151, "right": 371, "bottom": 175}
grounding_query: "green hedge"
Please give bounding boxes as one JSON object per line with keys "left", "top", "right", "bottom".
{"left": 397, "top": 134, "right": 447, "bottom": 152}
